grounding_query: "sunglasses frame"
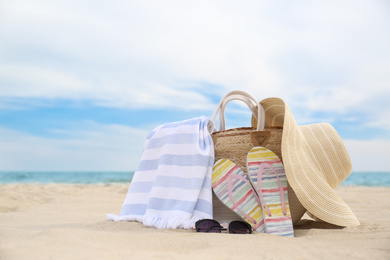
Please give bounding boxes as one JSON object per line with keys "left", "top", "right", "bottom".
{"left": 195, "top": 219, "right": 252, "bottom": 234}
{"left": 228, "top": 220, "right": 253, "bottom": 234}
{"left": 195, "top": 219, "right": 222, "bottom": 233}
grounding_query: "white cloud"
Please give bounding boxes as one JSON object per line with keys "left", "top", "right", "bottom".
{"left": 0, "top": 1, "right": 389, "bottom": 128}
{"left": 0, "top": 124, "right": 149, "bottom": 171}
{"left": 0, "top": 64, "right": 93, "bottom": 98}
{"left": 344, "top": 139, "right": 390, "bottom": 172}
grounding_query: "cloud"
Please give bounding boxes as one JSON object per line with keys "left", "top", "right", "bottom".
{"left": 1, "top": 1, "right": 388, "bottom": 107}
{"left": 0, "top": 123, "right": 149, "bottom": 171}
{"left": 0, "top": 0, "right": 389, "bottom": 151}
{"left": 0, "top": 64, "right": 92, "bottom": 98}
{"left": 344, "top": 139, "right": 390, "bottom": 172}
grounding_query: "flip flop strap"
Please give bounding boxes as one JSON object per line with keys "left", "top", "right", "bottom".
{"left": 257, "top": 163, "right": 287, "bottom": 216}
{"left": 227, "top": 174, "right": 258, "bottom": 225}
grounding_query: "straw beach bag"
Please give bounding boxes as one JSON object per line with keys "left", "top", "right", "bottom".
{"left": 209, "top": 90, "right": 285, "bottom": 223}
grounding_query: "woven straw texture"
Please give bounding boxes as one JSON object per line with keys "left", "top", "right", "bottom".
{"left": 212, "top": 126, "right": 282, "bottom": 173}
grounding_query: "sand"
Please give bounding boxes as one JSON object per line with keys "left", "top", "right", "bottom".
{"left": 0, "top": 184, "right": 389, "bottom": 260}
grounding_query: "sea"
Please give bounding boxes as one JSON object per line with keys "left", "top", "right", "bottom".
{"left": 0, "top": 171, "right": 389, "bottom": 187}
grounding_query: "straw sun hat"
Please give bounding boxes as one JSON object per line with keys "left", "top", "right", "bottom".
{"left": 252, "top": 97, "right": 360, "bottom": 227}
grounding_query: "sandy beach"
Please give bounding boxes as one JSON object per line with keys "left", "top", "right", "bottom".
{"left": 0, "top": 184, "right": 389, "bottom": 260}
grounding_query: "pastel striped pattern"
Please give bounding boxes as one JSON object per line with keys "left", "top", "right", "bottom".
{"left": 107, "top": 116, "right": 214, "bottom": 229}
{"left": 212, "top": 159, "right": 265, "bottom": 232}
{"left": 247, "top": 147, "right": 294, "bottom": 237}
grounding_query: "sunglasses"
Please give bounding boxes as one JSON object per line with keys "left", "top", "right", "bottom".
{"left": 195, "top": 219, "right": 252, "bottom": 234}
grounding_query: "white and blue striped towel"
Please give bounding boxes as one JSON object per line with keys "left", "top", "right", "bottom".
{"left": 107, "top": 116, "right": 214, "bottom": 229}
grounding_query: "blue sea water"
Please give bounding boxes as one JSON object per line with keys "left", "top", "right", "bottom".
{"left": 342, "top": 172, "right": 390, "bottom": 187}
{"left": 0, "top": 171, "right": 134, "bottom": 184}
{"left": 0, "top": 171, "right": 389, "bottom": 187}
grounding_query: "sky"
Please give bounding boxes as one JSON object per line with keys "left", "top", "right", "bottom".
{"left": 0, "top": 0, "right": 389, "bottom": 172}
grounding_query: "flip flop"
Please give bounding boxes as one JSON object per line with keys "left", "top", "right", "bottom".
{"left": 212, "top": 158, "right": 265, "bottom": 232}
{"left": 247, "top": 146, "right": 294, "bottom": 237}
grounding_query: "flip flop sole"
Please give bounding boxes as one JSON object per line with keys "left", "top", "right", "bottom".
{"left": 247, "top": 147, "right": 294, "bottom": 237}
{"left": 212, "top": 158, "right": 265, "bottom": 232}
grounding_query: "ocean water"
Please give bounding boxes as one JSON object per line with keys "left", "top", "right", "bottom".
{"left": 0, "top": 171, "right": 134, "bottom": 184}
{"left": 0, "top": 171, "right": 389, "bottom": 187}
{"left": 342, "top": 172, "right": 390, "bottom": 187}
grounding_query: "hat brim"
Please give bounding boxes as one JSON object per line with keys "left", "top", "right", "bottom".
{"left": 260, "top": 98, "right": 360, "bottom": 227}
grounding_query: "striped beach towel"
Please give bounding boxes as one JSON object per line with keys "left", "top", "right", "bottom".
{"left": 107, "top": 116, "right": 214, "bottom": 229}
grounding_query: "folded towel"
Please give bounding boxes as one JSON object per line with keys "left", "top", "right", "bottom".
{"left": 107, "top": 116, "right": 214, "bottom": 229}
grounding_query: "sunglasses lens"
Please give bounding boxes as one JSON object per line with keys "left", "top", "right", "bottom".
{"left": 195, "top": 219, "right": 221, "bottom": 233}
{"left": 228, "top": 221, "right": 252, "bottom": 234}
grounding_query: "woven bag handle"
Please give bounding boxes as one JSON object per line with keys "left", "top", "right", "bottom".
{"left": 218, "top": 94, "right": 258, "bottom": 130}
{"left": 209, "top": 90, "right": 265, "bottom": 132}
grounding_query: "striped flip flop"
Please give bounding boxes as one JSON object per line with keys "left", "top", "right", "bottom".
{"left": 247, "top": 146, "right": 294, "bottom": 237}
{"left": 212, "top": 159, "right": 265, "bottom": 232}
